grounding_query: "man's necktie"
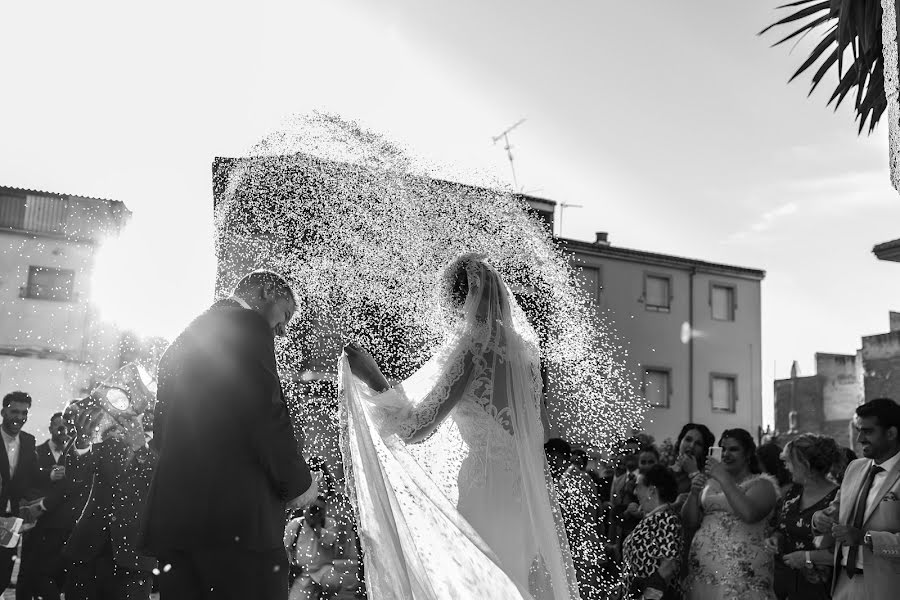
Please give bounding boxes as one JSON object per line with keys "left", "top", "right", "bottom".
{"left": 846, "top": 464, "right": 883, "bottom": 578}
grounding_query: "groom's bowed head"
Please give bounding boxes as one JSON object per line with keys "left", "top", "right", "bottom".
{"left": 231, "top": 270, "right": 297, "bottom": 338}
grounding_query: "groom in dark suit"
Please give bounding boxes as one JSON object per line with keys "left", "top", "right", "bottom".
{"left": 140, "top": 270, "right": 316, "bottom": 600}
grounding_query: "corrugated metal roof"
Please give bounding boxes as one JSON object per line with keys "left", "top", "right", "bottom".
{"left": 0, "top": 185, "right": 122, "bottom": 206}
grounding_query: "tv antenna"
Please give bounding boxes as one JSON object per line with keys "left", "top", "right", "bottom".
{"left": 557, "top": 202, "right": 583, "bottom": 238}
{"left": 492, "top": 118, "right": 526, "bottom": 191}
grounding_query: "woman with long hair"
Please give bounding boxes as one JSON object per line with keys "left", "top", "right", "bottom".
{"left": 670, "top": 424, "right": 715, "bottom": 503}
{"left": 340, "top": 254, "right": 579, "bottom": 600}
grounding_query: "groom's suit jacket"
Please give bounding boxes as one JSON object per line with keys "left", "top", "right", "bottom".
{"left": 825, "top": 456, "right": 900, "bottom": 594}
{"left": 139, "top": 298, "right": 312, "bottom": 555}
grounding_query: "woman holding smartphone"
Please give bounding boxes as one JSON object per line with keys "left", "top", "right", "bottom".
{"left": 681, "top": 428, "right": 780, "bottom": 600}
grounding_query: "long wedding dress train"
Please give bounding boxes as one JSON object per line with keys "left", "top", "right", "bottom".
{"left": 339, "top": 255, "right": 580, "bottom": 600}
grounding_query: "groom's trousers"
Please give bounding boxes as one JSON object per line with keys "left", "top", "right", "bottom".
{"left": 158, "top": 547, "right": 290, "bottom": 600}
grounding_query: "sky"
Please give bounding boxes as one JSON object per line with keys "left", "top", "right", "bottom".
{"left": 2, "top": 0, "right": 900, "bottom": 427}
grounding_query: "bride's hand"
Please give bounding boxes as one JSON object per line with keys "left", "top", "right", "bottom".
{"left": 343, "top": 343, "right": 390, "bottom": 392}
{"left": 344, "top": 342, "right": 374, "bottom": 364}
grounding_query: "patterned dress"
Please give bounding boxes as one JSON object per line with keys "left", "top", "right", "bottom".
{"left": 622, "top": 504, "right": 683, "bottom": 599}
{"left": 772, "top": 484, "right": 837, "bottom": 600}
{"left": 683, "top": 474, "right": 779, "bottom": 600}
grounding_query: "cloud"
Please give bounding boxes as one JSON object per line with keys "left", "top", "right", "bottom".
{"left": 725, "top": 166, "right": 899, "bottom": 243}
{"left": 727, "top": 201, "right": 799, "bottom": 242}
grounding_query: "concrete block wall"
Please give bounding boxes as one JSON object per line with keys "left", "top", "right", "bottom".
{"left": 862, "top": 331, "right": 900, "bottom": 402}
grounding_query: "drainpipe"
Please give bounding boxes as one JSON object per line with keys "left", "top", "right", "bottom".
{"left": 689, "top": 267, "right": 696, "bottom": 423}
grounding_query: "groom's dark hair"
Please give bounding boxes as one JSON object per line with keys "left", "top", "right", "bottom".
{"left": 233, "top": 270, "right": 295, "bottom": 302}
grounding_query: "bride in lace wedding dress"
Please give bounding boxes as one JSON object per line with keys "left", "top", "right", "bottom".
{"left": 339, "top": 254, "right": 580, "bottom": 600}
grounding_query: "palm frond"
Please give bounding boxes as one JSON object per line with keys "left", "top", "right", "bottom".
{"left": 762, "top": 0, "right": 887, "bottom": 134}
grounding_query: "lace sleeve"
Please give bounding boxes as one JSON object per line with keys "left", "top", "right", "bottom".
{"left": 386, "top": 259, "right": 509, "bottom": 444}
{"left": 390, "top": 326, "right": 503, "bottom": 444}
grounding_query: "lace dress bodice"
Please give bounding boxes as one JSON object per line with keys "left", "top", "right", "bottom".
{"left": 452, "top": 394, "right": 519, "bottom": 496}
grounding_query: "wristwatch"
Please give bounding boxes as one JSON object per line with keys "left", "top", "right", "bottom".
{"left": 863, "top": 531, "right": 873, "bottom": 549}
{"left": 804, "top": 551, "right": 813, "bottom": 568}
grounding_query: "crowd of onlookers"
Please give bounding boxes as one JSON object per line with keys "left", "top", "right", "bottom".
{"left": 545, "top": 396, "right": 900, "bottom": 600}
{"left": 3, "top": 380, "right": 899, "bottom": 600}
{"left": 0, "top": 388, "right": 367, "bottom": 600}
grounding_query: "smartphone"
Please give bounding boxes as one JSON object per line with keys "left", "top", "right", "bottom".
{"left": 708, "top": 447, "right": 723, "bottom": 461}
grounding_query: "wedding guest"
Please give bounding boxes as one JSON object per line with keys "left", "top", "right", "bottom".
{"left": 570, "top": 449, "right": 608, "bottom": 509}
{"left": 545, "top": 437, "right": 572, "bottom": 482}
{"left": 285, "top": 458, "right": 362, "bottom": 600}
{"left": 764, "top": 434, "right": 840, "bottom": 600}
{"left": 586, "top": 457, "right": 613, "bottom": 502}
{"left": 560, "top": 448, "right": 606, "bottom": 600}
{"left": 637, "top": 446, "right": 660, "bottom": 475}
{"left": 64, "top": 402, "right": 158, "bottom": 600}
{"left": 17, "top": 405, "right": 89, "bottom": 600}
{"left": 831, "top": 447, "right": 856, "bottom": 485}
{"left": 610, "top": 437, "right": 642, "bottom": 497}
{"left": 609, "top": 438, "right": 643, "bottom": 525}
{"left": 0, "top": 391, "right": 41, "bottom": 593}
{"left": 758, "top": 441, "right": 793, "bottom": 496}
{"left": 682, "top": 428, "right": 779, "bottom": 599}
{"left": 812, "top": 398, "right": 900, "bottom": 599}
{"left": 621, "top": 465, "right": 683, "bottom": 600}
{"left": 35, "top": 412, "right": 68, "bottom": 493}
{"left": 669, "top": 424, "right": 715, "bottom": 501}
{"left": 609, "top": 443, "right": 660, "bottom": 573}
{"left": 669, "top": 424, "right": 715, "bottom": 521}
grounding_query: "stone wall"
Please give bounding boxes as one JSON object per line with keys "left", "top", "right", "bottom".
{"left": 862, "top": 331, "right": 900, "bottom": 402}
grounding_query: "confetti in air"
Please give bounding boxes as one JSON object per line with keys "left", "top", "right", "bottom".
{"left": 213, "top": 112, "right": 645, "bottom": 598}
{"left": 213, "top": 112, "right": 645, "bottom": 455}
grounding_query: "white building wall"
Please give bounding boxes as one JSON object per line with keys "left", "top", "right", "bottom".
{"left": 0, "top": 190, "right": 131, "bottom": 443}
{"left": 569, "top": 244, "right": 763, "bottom": 445}
{"left": 0, "top": 232, "right": 96, "bottom": 357}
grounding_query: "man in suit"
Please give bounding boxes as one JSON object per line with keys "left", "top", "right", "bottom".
{"left": 35, "top": 412, "right": 68, "bottom": 492}
{"left": 140, "top": 270, "right": 317, "bottom": 600}
{"left": 63, "top": 399, "right": 157, "bottom": 600}
{"left": 0, "top": 391, "right": 41, "bottom": 593}
{"left": 17, "top": 405, "right": 90, "bottom": 600}
{"left": 813, "top": 397, "right": 900, "bottom": 599}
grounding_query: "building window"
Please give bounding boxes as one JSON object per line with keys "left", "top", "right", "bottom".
{"left": 711, "top": 284, "right": 736, "bottom": 321}
{"left": 643, "top": 368, "right": 671, "bottom": 408}
{"left": 644, "top": 273, "right": 671, "bottom": 312}
{"left": 0, "top": 192, "right": 27, "bottom": 229}
{"left": 711, "top": 374, "right": 737, "bottom": 413}
{"left": 578, "top": 266, "right": 602, "bottom": 303}
{"left": 24, "top": 266, "right": 75, "bottom": 302}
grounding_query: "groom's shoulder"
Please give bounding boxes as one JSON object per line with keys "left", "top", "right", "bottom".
{"left": 199, "top": 302, "right": 270, "bottom": 339}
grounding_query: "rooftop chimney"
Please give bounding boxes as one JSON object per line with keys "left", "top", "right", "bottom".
{"left": 891, "top": 311, "right": 900, "bottom": 333}
{"left": 595, "top": 232, "right": 610, "bottom": 246}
